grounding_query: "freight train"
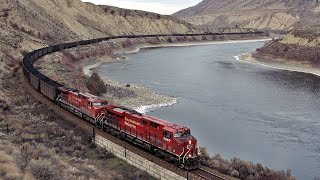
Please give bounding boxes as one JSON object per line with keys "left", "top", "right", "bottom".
{"left": 22, "top": 32, "right": 264, "bottom": 169}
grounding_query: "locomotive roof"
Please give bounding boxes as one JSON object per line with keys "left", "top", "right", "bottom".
{"left": 61, "top": 88, "right": 107, "bottom": 102}
{"left": 111, "top": 107, "right": 186, "bottom": 130}
{"left": 81, "top": 93, "right": 107, "bottom": 102}
{"left": 145, "top": 115, "right": 186, "bottom": 131}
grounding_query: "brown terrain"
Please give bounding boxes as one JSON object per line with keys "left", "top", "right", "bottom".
{"left": 174, "top": 0, "right": 320, "bottom": 32}
{"left": 252, "top": 28, "right": 320, "bottom": 68}
{"left": 0, "top": 0, "right": 293, "bottom": 179}
{"left": 0, "top": 0, "right": 202, "bottom": 178}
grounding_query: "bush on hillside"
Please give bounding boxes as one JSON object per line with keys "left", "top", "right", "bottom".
{"left": 86, "top": 73, "right": 107, "bottom": 96}
{"left": 199, "top": 147, "right": 295, "bottom": 180}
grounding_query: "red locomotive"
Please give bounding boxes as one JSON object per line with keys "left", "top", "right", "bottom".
{"left": 57, "top": 86, "right": 199, "bottom": 169}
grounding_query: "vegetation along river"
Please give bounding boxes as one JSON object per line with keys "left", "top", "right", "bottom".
{"left": 96, "top": 41, "right": 320, "bottom": 179}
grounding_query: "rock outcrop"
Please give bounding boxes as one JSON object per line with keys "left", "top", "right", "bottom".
{"left": 254, "top": 29, "right": 320, "bottom": 65}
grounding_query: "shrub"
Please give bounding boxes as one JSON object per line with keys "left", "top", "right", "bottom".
{"left": 28, "top": 159, "right": 63, "bottom": 180}
{"left": 21, "top": 49, "right": 29, "bottom": 56}
{"left": 98, "top": 47, "right": 112, "bottom": 56}
{"left": 86, "top": 73, "right": 107, "bottom": 96}
{"left": 0, "top": 99, "right": 10, "bottom": 113}
{"left": 11, "top": 22, "right": 19, "bottom": 30}
{"left": 199, "top": 147, "right": 295, "bottom": 180}
{"left": 4, "top": 10, "right": 9, "bottom": 17}
{"left": 62, "top": 50, "right": 79, "bottom": 62}
{"left": 122, "top": 39, "right": 133, "bottom": 48}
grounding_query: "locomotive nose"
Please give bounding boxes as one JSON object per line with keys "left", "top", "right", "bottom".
{"left": 185, "top": 138, "right": 198, "bottom": 158}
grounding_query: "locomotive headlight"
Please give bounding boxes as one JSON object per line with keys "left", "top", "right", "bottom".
{"left": 188, "top": 140, "right": 192, "bottom": 145}
{"left": 188, "top": 154, "right": 192, "bottom": 158}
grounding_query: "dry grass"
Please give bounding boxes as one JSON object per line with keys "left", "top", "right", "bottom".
{"left": 0, "top": 149, "right": 23, "bottom": 179}
{"left": 22, "top": 172, "right": 36, "bottom": 180}
{"left": 0, "top": 151, "right": 13, "bottom": 163}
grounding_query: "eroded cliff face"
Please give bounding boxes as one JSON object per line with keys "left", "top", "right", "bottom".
{"left": 280, "top": 29, "right": 320, "bottom": 47}
{"left": 174, "top": 0, "right": 320, "bottom": 31}
{"left": 254, "top": 29, "right": 320, "bottom": 64}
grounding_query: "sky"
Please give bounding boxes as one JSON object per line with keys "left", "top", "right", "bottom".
{"left": 81, "top": 0, "right": 202, "bottom": 15}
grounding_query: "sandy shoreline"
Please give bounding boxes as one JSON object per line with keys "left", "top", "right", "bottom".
{"left": 117, "top": 38, "right": 272, "bottom": 55}
{"left": 235, "top": 53, "right": 320, "bottom": 77}
{"left": 83, "top": 38, "right": 271, "bottom": 114}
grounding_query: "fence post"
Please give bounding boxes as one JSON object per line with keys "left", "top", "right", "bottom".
{"left": 92, "top": 126, "right": 96, "bottom": 143}
{"left": 187, "top": 168, "right": 189, "bottom": 180}
{"left": 124, "top": 143, "right": 127, "bottom": 157}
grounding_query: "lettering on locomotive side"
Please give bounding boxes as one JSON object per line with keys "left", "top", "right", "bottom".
{"left": 125, "top": 121, "right": 136, "bottom": 129}
{"left": 124, "top": 117, "right": 142, "bottom": 129}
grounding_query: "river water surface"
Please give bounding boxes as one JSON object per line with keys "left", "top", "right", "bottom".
{"left": 97, "top": 41, "right": 320, "bottom": 179}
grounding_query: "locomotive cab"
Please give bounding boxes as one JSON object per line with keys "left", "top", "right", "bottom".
{"left": 174, "top": 128, "right": 198, "bottom": 157}
{"left": 169, "top": 127, "right": 199, "bottom": 169}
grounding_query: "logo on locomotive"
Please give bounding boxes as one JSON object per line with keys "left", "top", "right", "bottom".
{"left": 124, "top": 117, "right": 142, "bottom": 129}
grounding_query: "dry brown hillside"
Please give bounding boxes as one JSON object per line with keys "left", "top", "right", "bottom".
{"left": 173, "top": 0, "right": 320, "bottom": 31}
{"left": 0, "top": 0, "right": 202, "bottom": 178}
{"left": 0, "top": 0, "right": 202, "bottom": 77}
{"left": 254, "top": 28, "right": 320, "bottom": 64}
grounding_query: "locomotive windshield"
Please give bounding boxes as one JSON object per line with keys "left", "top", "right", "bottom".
{"left": 174, "top": 131, "right": 183, "bottom": 138}
{"left": 93, "top": 101, "right": 108, "bottom": 106}
{"left": 185, "top": 129, "right": 190, "bottom": 136}
{"left": 174, "top": 129, "right": 191, "bottom": 138}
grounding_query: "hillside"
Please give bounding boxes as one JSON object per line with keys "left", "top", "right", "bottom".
{"left": 0, "top": 0, "right": 201, "bottom": 178}
{"left": 0, "top": 0, "right": 203, "bottom": 77}
{"left": 174, "top": 0, "right": 320, "bottom": 31}
{"left": 253, "top": 28, "right": 320, "bottom": 65}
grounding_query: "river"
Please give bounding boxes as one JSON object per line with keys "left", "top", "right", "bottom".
{"left": 96, "top": 41, "right": 320, "bottom": 179}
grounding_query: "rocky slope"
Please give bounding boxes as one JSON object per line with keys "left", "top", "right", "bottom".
{"left": 0, "top": 0, "right": 202, "bottom": 178}
{"left": 174, "top": 0, "right": 320, "bottom": 32}
{"left": 253, "top": 29, "right": 320, "bottom": 65}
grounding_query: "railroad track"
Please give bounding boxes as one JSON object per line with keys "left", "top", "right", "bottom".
{"left": 191, "top": 166, "right": 230, "bottom": 180}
